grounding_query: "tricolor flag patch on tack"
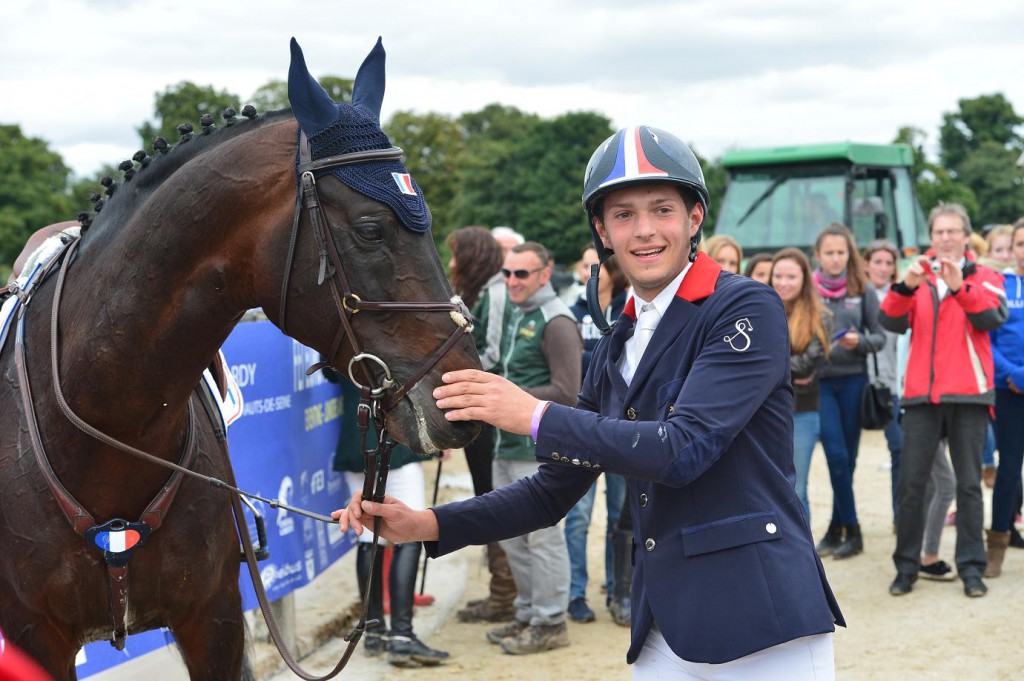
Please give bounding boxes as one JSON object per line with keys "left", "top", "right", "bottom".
{"left": 85, "top": 518, "right": 150, "bottom": 564}
{"left": 391, "top": 172, "right": 417, "bottom": 196}
{"left": 94, "top": 528, "right": 142, "bottom": 553}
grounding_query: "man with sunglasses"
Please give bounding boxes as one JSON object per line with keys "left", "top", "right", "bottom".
{"left": 335, "top": 126, "right": 843, "bottom": 677}
{"left": 469, "top": 240, "right": 583, "bottom": 654}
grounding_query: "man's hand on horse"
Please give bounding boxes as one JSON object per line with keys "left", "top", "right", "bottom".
{"left": 331, "top": 491, "right": 439, "bottom": 544}
{"left": 433, "top": 370, "right": 537, "bottom": 434}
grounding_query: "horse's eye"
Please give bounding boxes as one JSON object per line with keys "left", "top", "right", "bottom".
{"left": 355, "top": 223, "right": 383, "bottom": 242}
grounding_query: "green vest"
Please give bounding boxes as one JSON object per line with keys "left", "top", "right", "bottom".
{"left": 494, "top": 291, "right": 574, "bottom": 461}
{"left": 471, "top": 274, "right": 511, "bottom": 373}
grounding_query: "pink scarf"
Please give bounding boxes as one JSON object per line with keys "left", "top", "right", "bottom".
{"left": 813, "top": 269, "right": 848, "bottom": 300}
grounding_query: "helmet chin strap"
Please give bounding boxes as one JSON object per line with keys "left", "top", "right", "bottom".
{"left": 586, "top": 263, "right": 613, "bottom": 336}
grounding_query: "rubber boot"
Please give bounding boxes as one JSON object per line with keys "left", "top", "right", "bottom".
{"left": 815, "top": 520, "right": 844, "bottom": 557}
{"left": 833, "top": 524, "right": 863, "bottom": 559}
{"left": 984, "top": 530, "right": 1011, "bottom": 578}
{"left": 609, "top": 529, "right": 633, "bottom": 627}
{"left": 387, "top": 542, "right": 449, "bottom": 667}
{"left": 355, "top": 542, "right": 386, "bottom": 656}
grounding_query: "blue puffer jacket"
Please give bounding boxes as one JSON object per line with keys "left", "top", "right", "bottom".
{"left": 991, "top": 270, "right": 1024, "bottom": 391}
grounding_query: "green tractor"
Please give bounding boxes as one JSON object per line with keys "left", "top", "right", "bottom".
{"left": 714, "top": 142, "right": 928, "bottom": 257}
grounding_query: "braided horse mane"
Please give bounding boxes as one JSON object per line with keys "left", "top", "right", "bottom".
{"left": 78, "top": 107, "right": 295, "bottom": 240}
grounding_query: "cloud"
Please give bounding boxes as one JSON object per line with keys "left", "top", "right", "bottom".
{"left": 2, "top": 0, "right": 1022, "bottom": 177}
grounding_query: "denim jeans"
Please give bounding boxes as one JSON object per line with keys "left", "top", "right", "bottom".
{"left": 792, "top": 411, "right": 820, "bottom": 524}
{"left": 993, "top": 389, "right": 1024, "bottom": 532}
{"left": 884, "top": 396, "right": 903, "bottom": 524}
{"left": 564, "top": 474, "right": 626, "bottom": 600}
{"left": 819, "top": 373, "right": 867, "bottom": 526}
{"left": 983, "top": 420, "right": 997, "bottom": 468}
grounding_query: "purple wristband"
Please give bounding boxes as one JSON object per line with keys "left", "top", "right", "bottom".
{"left": 530, "top": 400, "right": 551, "bottom": 441}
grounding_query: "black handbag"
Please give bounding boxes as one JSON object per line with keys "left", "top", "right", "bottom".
{"left": 858, "top": 295, "right": 893, "bottom": 430}
{"left": 860, "top": 352, "right": 893, "bottom": 430}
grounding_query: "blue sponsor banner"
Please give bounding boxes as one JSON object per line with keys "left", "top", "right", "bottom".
{"left": 77, "top": 320, "right": 356, "bottom": 677}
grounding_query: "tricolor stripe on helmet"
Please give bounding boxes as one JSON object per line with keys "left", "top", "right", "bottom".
{"left": 599, "top": 126, "right": 668, "bottom": 189}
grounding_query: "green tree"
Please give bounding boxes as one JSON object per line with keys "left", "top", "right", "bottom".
{"left": 384, "top": 110, "right": 465, "bottom": 240}
{"left": 507, "top": 111, "right": 613, "bottom": 264}
{"left": 250, "top": 76, "right": 353, "bottom": 113}
{"left": 0, "top": 125, "right": 76, "bottom": 266}
{"left": 136, "top": 81, "right": 240, "bottom": 150}
{"left": 893, "top": 125, "right": 980, "bottom": 222}
{"left": 451, "top": 104, "right": 543, "bottom": 235}
{"left": 938, "top": 94, "right": 1024, "bottom": 224}
{"left": 694, "top": 148, "right": 726, "bottom": 235}
{"left": 249, "top": 79, "right": 290, "bottom": 113}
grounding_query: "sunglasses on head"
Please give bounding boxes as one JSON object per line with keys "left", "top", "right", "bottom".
{"left": 502, "top": 267, "right": 544, "bottom": 280}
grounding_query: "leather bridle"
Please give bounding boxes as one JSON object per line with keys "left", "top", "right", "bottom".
{"left": 278, "top": 130, "right": 473, "bottom": 415}
{"left": 9, "top": 129, "right": 475, "bottom": 680}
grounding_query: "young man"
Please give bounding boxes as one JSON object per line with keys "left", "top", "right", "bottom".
{"left": 335, "top": 126, "right": 843, "bottom": 678}
{"left": 878, "top": 203, "right": 1007, "bottom": 598}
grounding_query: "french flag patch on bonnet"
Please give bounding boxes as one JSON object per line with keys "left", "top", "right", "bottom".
{"left": 392, "top": 172, "right": 417, "bottom": 196}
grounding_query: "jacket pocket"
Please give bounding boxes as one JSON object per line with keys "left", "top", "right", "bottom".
{"left": 680, "top": 511, "right": 782, "bottom": 556}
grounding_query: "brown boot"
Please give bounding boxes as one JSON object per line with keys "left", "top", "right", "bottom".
{"left": 487, "top": 542, "right": 517, "bottom": 609}
{"left": 456, "top": 544, "right": 517, "bottom": 622}
{"left": 984, "top": 529, "right": 1011, "bottom": 578}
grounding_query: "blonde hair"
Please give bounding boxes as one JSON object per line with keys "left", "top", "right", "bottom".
{"left": 703, "top": 234, "right": 743, "bottom": 271}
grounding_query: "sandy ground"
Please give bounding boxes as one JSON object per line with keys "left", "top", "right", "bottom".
{"left": 256, "top": 430, "right": 1024, "bottom": 681}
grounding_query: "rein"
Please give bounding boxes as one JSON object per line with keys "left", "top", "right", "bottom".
{"left": 11, "top": 130, "right": 473, "bottom": 679}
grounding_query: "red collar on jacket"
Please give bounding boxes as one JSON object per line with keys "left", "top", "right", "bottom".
{"left": 622, "top": 252, "right": 722, "bottom": 320}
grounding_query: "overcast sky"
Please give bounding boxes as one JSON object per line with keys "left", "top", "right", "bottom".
{"left": 3, "top": 0, "right": 1023, "bottom": 178}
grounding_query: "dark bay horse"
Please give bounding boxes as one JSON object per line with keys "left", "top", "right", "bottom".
{"left": 0, "top": 38, "right": 479, "bottom": 680}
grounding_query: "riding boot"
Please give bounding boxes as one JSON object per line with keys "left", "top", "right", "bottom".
{"left": 984, "top": 530, "right": 1011, "bottom": 578}
{"left": 457, "top": 542, "right": 517, "bottom": 622}
{"left": 833, "top": 524, "right": 863, "bottom": 559}
{"left": 609, "top": 529, "right": 633, "bottom": 627}
{"left": 356, "top": 542, "right": 386, "bottom": 656}
{"left": 815, "top": 520, "right": 844, "bottom": 557}
{"left": 487, "top": 542, "right": 517, "bottom": 608}
{"left": 386, "top": 542, "right": 449, "bottom": 667}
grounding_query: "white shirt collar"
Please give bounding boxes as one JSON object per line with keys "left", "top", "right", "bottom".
{"left": 630, "top": 262, "right": 692, "bottom": 320}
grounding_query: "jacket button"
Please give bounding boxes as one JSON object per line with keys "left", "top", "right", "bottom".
{"left": 766, "top": 523, "right": 777, "bottom": 534}
{"left": 645, "top": 538, "right": 656, "bottom": 552}
{"left": 626, "top": 407, "right": 637, "bottom": 420}
{"left": 560, "top": 456, "right": 569, "bottom": 462}
{"left": 639, "top": 493, "right": 648, "bottom": 508}
{"left": 582, "top": 461, "right": 591, "bottom": 467}
{"left": 571, "top": 458, "right": 580, "bottom": 466}
{"left": 551, "top": 452, "right": 560, "bottom": 460}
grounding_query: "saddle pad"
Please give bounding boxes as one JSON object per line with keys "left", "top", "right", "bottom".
{"left": 0, "top": 230, "right": 79, "bottom": 353}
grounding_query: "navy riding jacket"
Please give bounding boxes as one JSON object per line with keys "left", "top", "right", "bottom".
{"left": 426, "top": 253, "right": 844, "bottom": 664}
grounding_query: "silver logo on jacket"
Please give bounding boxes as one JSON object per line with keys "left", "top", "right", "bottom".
{"left": 724, "top": 318, "right": 753, "bottom": 352}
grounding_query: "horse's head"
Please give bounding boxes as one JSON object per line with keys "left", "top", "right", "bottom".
{"left": 263, "top": 38, "right": 480, "bottom": 453}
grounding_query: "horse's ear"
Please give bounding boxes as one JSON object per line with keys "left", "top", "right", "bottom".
{"left": 351, "top": 37, "right": 386, "bottom": 123}
{"left": 288, "top": 37, "right": 338, "bottom": 136}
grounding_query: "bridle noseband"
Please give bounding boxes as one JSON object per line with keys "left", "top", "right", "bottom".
{"left": 277, "top": 130, "right": 473, "bottom": 415}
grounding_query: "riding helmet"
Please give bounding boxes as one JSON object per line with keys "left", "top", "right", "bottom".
{"left": 581, "top": 125, "right": 709, "bottom": 259}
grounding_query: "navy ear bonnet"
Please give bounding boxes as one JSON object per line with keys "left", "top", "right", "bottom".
{"left": 288, "top": 37, "right": 430, "bottom": 234}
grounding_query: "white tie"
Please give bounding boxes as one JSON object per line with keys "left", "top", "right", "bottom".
{"left": 626, "top": 304, "right": 661, "bottom": 383}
